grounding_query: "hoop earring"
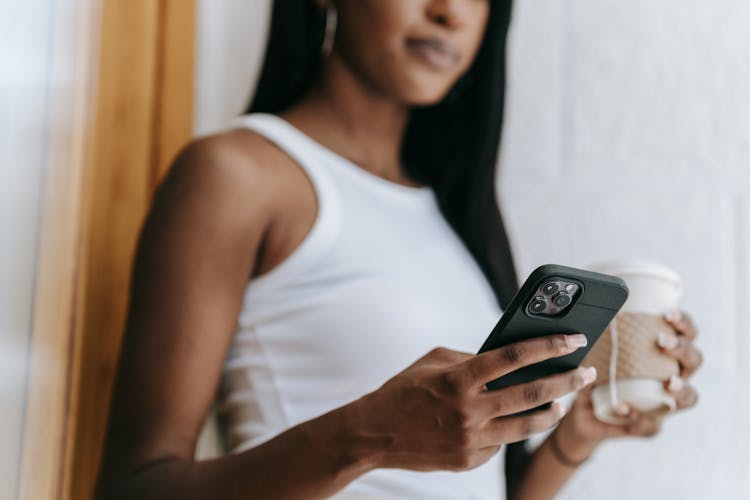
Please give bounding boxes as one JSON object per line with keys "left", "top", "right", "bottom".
{"left": 321, "top": 5, "right": 338, "bottom": 57}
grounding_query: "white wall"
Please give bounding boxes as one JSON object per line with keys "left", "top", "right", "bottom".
{"left": 0, "top": 1, "right": 59, "bottom": 497}
{"left": 501, "top": 2, "right": 749, "bottom": 499}
{"left": 194, "top": 1, "right": 749, "bottom": 498}
{"left": 193, "top": 0, "right": 271, "bottom": 136}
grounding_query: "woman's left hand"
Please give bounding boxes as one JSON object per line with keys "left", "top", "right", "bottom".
{"left": 557, "top": 309, "right": 703, "bottom": 447}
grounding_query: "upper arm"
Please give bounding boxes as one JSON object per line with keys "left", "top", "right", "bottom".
{"left": 99, "top": 133, "right": 275, "bottom": 479}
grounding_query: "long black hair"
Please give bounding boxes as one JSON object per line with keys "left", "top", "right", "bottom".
{"left": 246, "top": 0, "right": 519, "bottom": 311}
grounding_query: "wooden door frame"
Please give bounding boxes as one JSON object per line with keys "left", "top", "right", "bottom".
{"left": 17, "top": 1, "right": 196, "bottom": 499}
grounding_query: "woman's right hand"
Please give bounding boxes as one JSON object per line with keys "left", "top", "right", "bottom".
{"left": 350, "top": 334, "right": 597, "bottom": 472}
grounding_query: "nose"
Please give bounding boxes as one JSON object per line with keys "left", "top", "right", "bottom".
{"left": 425, "top": 0, "right": 467, "bottom": 29}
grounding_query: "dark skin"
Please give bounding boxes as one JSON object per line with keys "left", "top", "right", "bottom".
{"left": 96, "top": 1, "right": 704, "bottom": 499}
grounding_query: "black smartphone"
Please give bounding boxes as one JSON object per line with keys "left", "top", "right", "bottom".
{"left": 477, "top": 264, "right": 629, "bottom": 415}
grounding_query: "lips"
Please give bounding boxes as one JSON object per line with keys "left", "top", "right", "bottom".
{"left": 405, "top": 36, "right": 460, "bottom": 70}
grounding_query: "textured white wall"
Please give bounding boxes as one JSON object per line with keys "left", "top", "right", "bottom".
{"left": 193, "top": 0, "right": 271, "bottom": 136}
{"left": 501, "top": 2, "right": 750, "bottom": 499}
{"left": 0, "top": 1, "right": 61, "bottom": 496}
{"left": 194, "top": 1, "right": 749, "bottom": 497}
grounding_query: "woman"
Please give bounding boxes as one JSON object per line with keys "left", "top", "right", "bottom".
{"left": 96, "top": 1, "right": 703, "bottom": 499}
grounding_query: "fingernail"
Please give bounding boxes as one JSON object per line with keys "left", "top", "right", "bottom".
{"left": 667, "top": 375, "right": 684, "bottom": 393}
{"left": 567, "top": 334, "right": 588, "bottom": 348}
{"left": 657, "top": 331, "right": 678, "bottom": 350}
{"left": 664, "top": 309, "right": 682, "bottom": 322}
{"left": 581, "top": 366, "right": 597, "bottom": 385}
{"left": 614, "top": 402, "right": 631, "bottom": 416}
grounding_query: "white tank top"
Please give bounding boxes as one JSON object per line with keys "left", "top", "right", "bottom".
{"left": 217, "top": 113, "right": 507, "bottom": 500}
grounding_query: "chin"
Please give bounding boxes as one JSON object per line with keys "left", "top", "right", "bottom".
{"left": 391, "top": 66, "right": 467, "bottom": 107}
{"left": 397, "top": 81, "right": 456, "bottom": 107}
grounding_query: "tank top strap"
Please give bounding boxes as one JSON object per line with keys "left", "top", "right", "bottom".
{"left": 226, "top": 113, "right": 342, "bottom": 291}
{"left": 228, "top": 113, "right": 337, "bottom": 197}
{"left": 230, "top": 113, "right": 435, "bottom": 206}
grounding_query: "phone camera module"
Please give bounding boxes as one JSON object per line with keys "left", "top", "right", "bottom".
{"left": 541, "top": 282, "right": 560, "bottom": 295}
{"left": 552, "top": 293, "right": 572, "bottom": 308}
{"left": 529, "top": 297, "right": 547, "bottom": 314}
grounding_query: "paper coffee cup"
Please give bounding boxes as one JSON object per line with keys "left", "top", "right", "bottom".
{"left": 584, "top": 260, "right": 683, "bottom": 424}
{"left": 592, "top": 260, "right": 682, "bottom": 314}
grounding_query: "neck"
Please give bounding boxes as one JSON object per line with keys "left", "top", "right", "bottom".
{"left": 282, "top": 53, "right": 417, "bottom": 186}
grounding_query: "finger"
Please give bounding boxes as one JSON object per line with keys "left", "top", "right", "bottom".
{"left": 482, "top": 401, "right": 567, "bottom": 444}
{"left": 465, "top": 334, "right": 589, "bottom": 389}
{"left": 577, "top": 384, "right": 596, "bottom": 411}
{"left": 656, "top": 333, "right": 703, "bottom": 378}
{"left": 624, "top": 411, "right": 663, "bottom": 438}
{"left": 573, "top": 388, "right": 630, "bottom": 435}
{"left": 595, "top": 419, "right": 632, "bottom": 439}
{"left": 578, "top": 399, "right": 631, "bottom": 436}
{"left": 663, "top": 309, "right": 698, "bottom": 340}
{"left": 665, "top": 378, "right": 699, "bottom": 410}
{"left": 476, "top": 365, "right": 597, "bottom": 419}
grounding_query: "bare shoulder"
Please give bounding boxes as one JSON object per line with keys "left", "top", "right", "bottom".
{"left": 151, "top": 127, "right": 301, "bottom": 237}
{"left": 162, "top": 128, "right": 287, "bottom": 206}
{"left": 176, "top": 127, "right": 289, "bottom": 175}
{"left": 154, "top": 126, "right": 317, "bottom": 280}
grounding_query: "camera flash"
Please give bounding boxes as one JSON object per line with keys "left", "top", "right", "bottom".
{"left": 565, "top": 284, "right": 577, "bottom": 293}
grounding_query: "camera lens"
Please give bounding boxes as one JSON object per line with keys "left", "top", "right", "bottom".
{"left": 542, "top": 282, "right": 559, "bottom": 295}
{"left": 529, "top": 297, "right": 547, "bottom": 314}
{"left": 553, "top": 293, "right": 572, "bottom": 308}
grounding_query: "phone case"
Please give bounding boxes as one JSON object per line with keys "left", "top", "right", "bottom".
{"left": 477, "top": 264, "right": 629, "bottom": 413}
